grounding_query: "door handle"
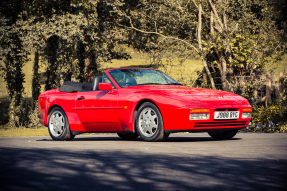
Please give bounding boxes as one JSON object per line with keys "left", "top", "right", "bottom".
{"left": 77, "top": 96, "right": 85, "bottom": 100}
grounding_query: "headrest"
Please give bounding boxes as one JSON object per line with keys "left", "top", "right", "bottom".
{"left": 92, "top": 76, "right": 103, "bottom": 90}
{"left": 125, "top": 77, "right": 137, "bottom": 87}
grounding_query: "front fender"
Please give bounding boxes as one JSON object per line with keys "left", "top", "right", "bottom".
{"left": 117, "top": 89, "right": 185, "bottom": 132}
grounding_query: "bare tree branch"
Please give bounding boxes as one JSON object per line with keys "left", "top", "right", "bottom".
{"left": 253, "top": 96, "right": 266, "bottom": 105}
{"left": 192, "top": 0, "right": 198, "bottom": 8}
{"left": 210, "top": 10, "right": 214, "bottom": 33}
{"left": 208, "top": 0, "right": 224, "bottom": 33}
{"left": 155, "top": 21, "right": 157, "bottom": 33}
{"left": 118, "top": 14, "right": 200, "bottom": 54}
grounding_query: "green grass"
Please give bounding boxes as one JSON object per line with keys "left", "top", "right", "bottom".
{"left": 0, "top": 127, "right": 94, "bottom": 137}
{"left": 0, "top": 127, "right": 50, "bottom": 137}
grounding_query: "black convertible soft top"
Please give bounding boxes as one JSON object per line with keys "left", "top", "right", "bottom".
{"left": 59, "top": 81, "right": 92, "bottom": 92}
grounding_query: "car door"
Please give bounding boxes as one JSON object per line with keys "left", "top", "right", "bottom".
{"left": 75, "top": 90, "right": 119, "bottom": 124}
{"left": 75, "top": 74, "right": 120, "bottom": 131}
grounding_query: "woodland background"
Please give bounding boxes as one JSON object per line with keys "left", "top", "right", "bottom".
{"left": 0, "top": 0, "right": 287, "bottom": 132}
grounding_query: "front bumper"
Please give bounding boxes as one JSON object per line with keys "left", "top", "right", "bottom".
{"left": 161, "top": 104, "right": 251, "bottom": 131}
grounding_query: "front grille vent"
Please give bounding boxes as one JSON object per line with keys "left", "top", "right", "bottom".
{"left": 194, "top": 121, "right": 247, "bottom": 128}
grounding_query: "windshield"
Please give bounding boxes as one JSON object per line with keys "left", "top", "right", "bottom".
{"left": 108, "top": 69, "right": 181, "bottom": 87}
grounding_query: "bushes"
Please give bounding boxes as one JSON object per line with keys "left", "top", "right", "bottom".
{"left": 0, "top": 97, "right": 10, "bottom": 126}
{"left": 243, "top": 77, "right": 287, "bottom": 132}
{"left": 245, "top": 102, "right": 287, "bottom": 132}
{"left": 0, "top": 97, "right": 44, "bottom": 129}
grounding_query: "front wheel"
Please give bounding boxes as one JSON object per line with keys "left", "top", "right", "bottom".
{"left": 48, "top": 107, "right": 75, "bottom": 141}
{"left": 135, "top": 102, "right": 165, "bottom": 142}
{"left": 208, "top": 130, "right": 238, "bottom": 140}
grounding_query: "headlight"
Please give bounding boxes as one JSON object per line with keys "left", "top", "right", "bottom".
{"left": 189, "top": 113, "right": 210, "bottom": 120}
{"left": 242, "top": 112, "right": 251, "bottom": 118}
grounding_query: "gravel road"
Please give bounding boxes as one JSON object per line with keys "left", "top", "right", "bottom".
{"left": 0, "top": 132, "right": 287, "bottom": 191}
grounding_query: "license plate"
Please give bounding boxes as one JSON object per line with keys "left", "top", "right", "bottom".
{"left": 214, "top": 111, "right": 239, "bottom": 120}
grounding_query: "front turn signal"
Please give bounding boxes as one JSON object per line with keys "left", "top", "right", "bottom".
{"left": 242, "top": 108, "right": 252, "bottom": 112}
{"left": 190, "top": 109, "right": 211, "bottom": 113}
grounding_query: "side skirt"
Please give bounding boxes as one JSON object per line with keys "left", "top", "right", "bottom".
{"left": 71, "top": 130, "right": 134, "bottom": 136}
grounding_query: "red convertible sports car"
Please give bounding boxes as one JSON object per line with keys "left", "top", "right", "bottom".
{"left": 38, "top": 68, "right": 252, "bottom": 141}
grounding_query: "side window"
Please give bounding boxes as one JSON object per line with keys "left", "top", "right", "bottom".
{"left": 103, "top": 73, "right": 116, "bottom": 89}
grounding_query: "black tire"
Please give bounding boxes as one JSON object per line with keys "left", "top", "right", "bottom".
{"left": 48, "top": 107, "right": 75, "bottom": 141}
{"left": 135, "top": 102, "right": 165, "bottom": 142}
{"left": 208, "top": 130, "right": 238, "bottom": 140}
{"left": 163, "top": 132, "right": 170, "bottom": 140}
{"left": 117, "top": 132, "right": 139, "bottom": 140}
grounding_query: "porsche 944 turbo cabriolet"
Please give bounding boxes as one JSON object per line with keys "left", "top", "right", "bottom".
{"left": 38, "top": 68, "right": 252, "bottom": 142}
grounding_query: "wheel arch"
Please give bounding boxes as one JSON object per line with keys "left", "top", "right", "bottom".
{"left": 132, "top": 99, "right": 163, "bottom": 132}
{"left": 46, "top": 104, "right": 65, "bottom": 125}
{"left": 48, "top": 104, "right": 63, "bottom": 115}
{"left": 134, "top": 99, "right": 159, "bottom": 112}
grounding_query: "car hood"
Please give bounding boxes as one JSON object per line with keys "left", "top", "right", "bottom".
{"left": 134, "top": 85, "right": 250, "bottom": 106}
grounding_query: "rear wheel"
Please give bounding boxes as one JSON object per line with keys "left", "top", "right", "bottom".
{"left": 48, "top": 107, "right": 75, "bottom": 141}
{"left": 117, "top": 132, "right": 139, "bottom": 140}
{"left": 208, "top": 130, "right": 238, "bottom": 140}
{"left": 136, "top": 102, "right": 165, "bottom": 142}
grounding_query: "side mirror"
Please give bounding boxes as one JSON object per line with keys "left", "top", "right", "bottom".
{"left": 98, "top": 83, "right": 113, "bottom": 94}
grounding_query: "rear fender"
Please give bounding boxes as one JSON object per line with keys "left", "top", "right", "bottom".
{"left": 46, "top": 103, "right": 84, "bottom": 132}
{"left": 43, "top": 98, "right": 56, "bottom": 126}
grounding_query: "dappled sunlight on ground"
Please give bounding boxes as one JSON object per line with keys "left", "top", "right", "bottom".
{"left": 0, "top": 134, "right": 286, "bottom": 191}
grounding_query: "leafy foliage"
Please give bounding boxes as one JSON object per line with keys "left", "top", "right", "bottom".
{"left": 0, "top": 0, "right": 133, "bottom": 128}
{"left": 0, "top": 0, "right": 286, "bottom": 129}
{"left": 0, "top": 0, "right": 29, "bottom": 127}
{"left": 246, "top": 77, "right": 287, "bottom": 132}
{"left": 113, "top": 0, "right": 286, "bottom": 91}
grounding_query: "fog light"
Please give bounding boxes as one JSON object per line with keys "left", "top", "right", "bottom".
{"left": 189, "top": 113, "right": 210, "bottom": 120}
{"left": 242, "top": 112, "right": 251, "bottom": 118}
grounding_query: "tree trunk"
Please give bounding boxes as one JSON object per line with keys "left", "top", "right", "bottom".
{"left": 215, "top": 50, "right": 229, "bottom": 91}
{"left": 266, "top": 73, "right": 271, "bottom": 107}
{"left": 221, "top": 57, "right": 229, "bottom": 91}
{"left": 71, "top": 37, "right": 85, "bottom": 82}
{"left": 198, "top": 3, "right": 216, "bottom": 89}
{"left": 71, "top": 37, "right": 79, "bottom": 82}
{"left": 85, "top": 54, "right": 97, "bottom": 82}
{"left": 32, "top": 49, "right": 40, "bottom": 110}
{"left": 45, "top": 35, "right": 59, "bottom": 90}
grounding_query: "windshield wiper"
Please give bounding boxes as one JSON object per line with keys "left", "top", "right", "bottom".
{"left": 164, "top": 83, "right": 182, "bottom": 85}
{"left": 136, "top": 83, "right": 162, "bottom": 86}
